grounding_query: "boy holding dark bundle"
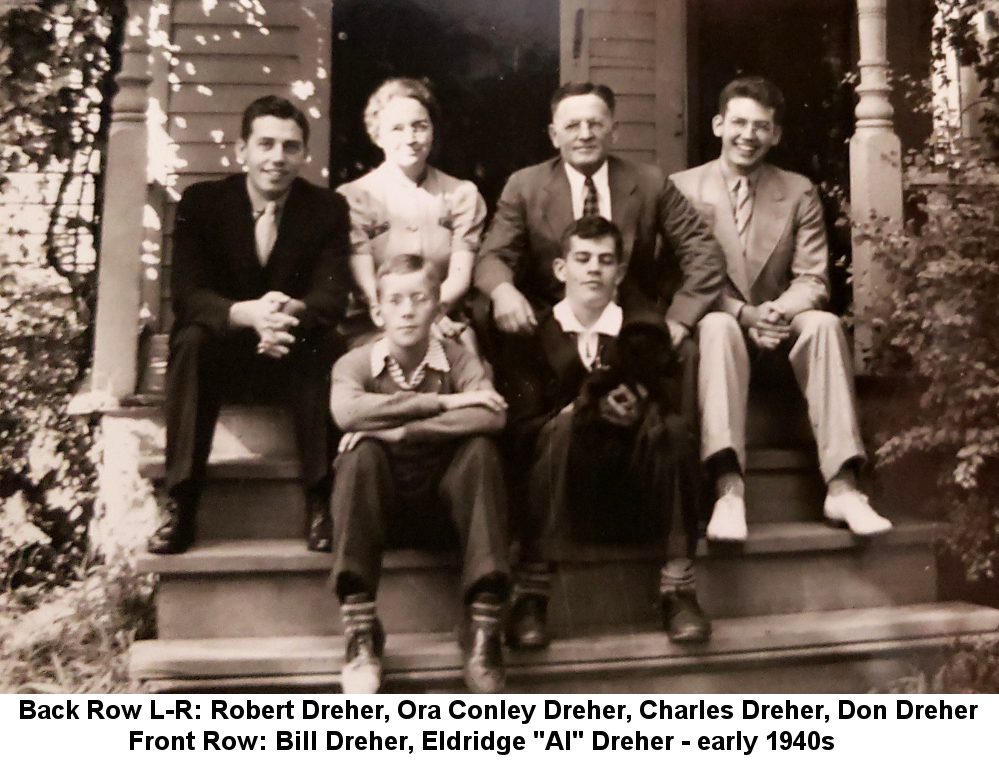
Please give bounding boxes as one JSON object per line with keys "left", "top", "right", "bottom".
{"left": 498, "top": 216, "right": 709, "bottom": 650}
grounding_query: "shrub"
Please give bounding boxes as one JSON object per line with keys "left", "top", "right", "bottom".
{"left": 864, "top": 159, "right": 999, "bottom": 580}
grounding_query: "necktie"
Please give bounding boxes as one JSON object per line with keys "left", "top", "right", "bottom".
{"left": 734, "top": 176, "right": 753, "bottom": 247}
{"left": 255, "top": 201, "right": 278, "bottom": 266}
{"left": 582, "top": 174, "right": 600, "bottom": 218}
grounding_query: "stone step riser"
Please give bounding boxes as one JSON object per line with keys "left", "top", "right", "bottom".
{"left": 154, "top": 543, "right": 937, "bottom": 640}
{"left": 189, "top": 465, "right": 825, "bottom": 542}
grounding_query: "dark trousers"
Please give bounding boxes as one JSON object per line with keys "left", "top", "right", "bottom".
{"left": 523, "top": 404, "right": 701, "bottom": 564}
{"left": 164, "top": 323, "right": 339, "bottom": 501}
{"left": 331, "top": 437, "right": 510, "bottom": 602}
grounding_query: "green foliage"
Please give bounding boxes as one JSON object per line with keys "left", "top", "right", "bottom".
{"left": 864, "top": 154, "right": 999, "bottom": 579}
{"left": 933, "top": 638, "right": 999, "bottom": 693}
{"left": 1, "top": 261, "right": 97, "bottom": 588}
{"left": 0, "top": 559, "right": 153, "bottom": 693}
{"left": 0, "top": 0, "right": 121, "bottom": 285}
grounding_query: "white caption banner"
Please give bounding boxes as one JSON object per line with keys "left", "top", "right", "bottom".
{"left": 3, "top": 694, "right": 994, "bottom": 756}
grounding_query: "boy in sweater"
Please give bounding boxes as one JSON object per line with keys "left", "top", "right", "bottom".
{"left": 329, "top": 254, "right": 510, "bottom": 694}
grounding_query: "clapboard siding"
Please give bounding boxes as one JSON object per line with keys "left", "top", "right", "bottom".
{"left": 169, "top": 113, "right": 244, "bottom": 144}
{"left": 590, "top": 38, "right": 655, "bottom": 66}
{"left": 172, "top": 26, "right": 299, "bottom": 55}
{"left": 590, "top": 10, "right": 655, "bottom": 40}
{"left": 590, "top": 66, "right": 655, "bottom": 95}
{"left": 172, "top": 0, "right": 303, "bottom": 26}
{"left": 173, "top": 55, "right": 299, "bottom": 85}
{"left": 614, "top": 94, "right": 656, "bottom": 123}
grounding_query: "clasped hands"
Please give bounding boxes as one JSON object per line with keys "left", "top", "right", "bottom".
{"left": 740, "top": 301, "right": 792, "bottom": 350}
{"left": 338, "top": 389, "right": 508, "bottom": 453}
{"left": 229, "top": 291, "right": 306, "bottom": 358}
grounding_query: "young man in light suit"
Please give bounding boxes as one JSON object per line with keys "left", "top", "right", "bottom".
{"left": 670, "top": 77, "right": 891, "bottom": 542}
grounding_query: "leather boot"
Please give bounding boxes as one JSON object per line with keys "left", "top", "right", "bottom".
{"left": 305, "top": 487, "right": 332, "bottom": 553}
{"left": 462, "top": 593, "right": 505, "bottom": 694}
{"left": 506, "top": 566, "right": 551, "bottom": 650}
{"left": 147, "top": 495, "right": 196, "bottom": 554}
{"left": 340, "top": 594, "right": 385, "bottom": 694}
{"left": 659, "top": 560, "right": 710, "bottom": 644}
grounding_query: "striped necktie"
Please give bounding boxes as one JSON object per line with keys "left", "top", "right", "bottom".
{"left": 734, "top": 176, "right": 753, "bottom": 247}
{"left": 582, "top": 174, "right": 600, "bottom": 218}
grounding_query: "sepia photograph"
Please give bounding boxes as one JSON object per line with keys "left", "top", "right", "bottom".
{"left": 1, "top": 0, "right": 998, "bottom": 696}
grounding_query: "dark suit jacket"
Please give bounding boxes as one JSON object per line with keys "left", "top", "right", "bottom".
{"left": 473, "top": 155, "right": 725, "bottom": 328}
{"left": 497, "top": 306, "right": 673, "bottom": 458}
{"left": 170, "top": 174, "right": 352, "bottom": 336}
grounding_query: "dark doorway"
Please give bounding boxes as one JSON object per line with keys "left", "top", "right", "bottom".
{"left": 690, "top": 0, "right": 857, "bottom": 185}
{"left": 329, "top": 0, "right": 560, "bottom": 211}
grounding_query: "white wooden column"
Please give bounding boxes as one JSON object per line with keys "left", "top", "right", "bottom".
{"left": 90, "top": 0, "right": 152, "bottom": 399}
{"left": 850, "top": 0, "right": 903, "bottom": 369}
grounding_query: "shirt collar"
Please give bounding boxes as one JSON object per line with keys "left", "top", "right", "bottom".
{"left": 377, "top": 160, "right": 435, "bottom": 189}
{"left": 718, "top": 159, "right": 761, "bottom": 194}
{"left": 553, "top": 298, "right": 623, "bottom": 337}
{"left": 370, "top": 334, "right": 451, "bottom": 378}
{"left": 564, "top": 159, "right": 609, "bottom": 191}
{"left": 245, "top": 176, "right": 290, "bottom": 218}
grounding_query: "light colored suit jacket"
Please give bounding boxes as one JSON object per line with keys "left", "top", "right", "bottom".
{"left": 669, "top": 159, "right": 828, "bottom": 319}
{"left": 474, "top": 155, "right": 725, "bottom": 329}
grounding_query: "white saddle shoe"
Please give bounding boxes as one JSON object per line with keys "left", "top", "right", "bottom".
{"left": 824, "top": 490, "right": 893, "bottom": 536}
{"left": 706, "top": 491, "right": 748, "bottom": 542}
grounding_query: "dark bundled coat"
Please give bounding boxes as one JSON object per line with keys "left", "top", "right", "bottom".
{"left": 497, "top": 308, "right": 699, "bottom": 544}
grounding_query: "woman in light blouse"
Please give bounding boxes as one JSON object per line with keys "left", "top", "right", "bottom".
{"left": 337, "top": 77, "right": 487, "bottom": 346}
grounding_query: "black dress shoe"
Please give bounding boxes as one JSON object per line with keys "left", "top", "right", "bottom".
{"left": 506, "top": 594, "right": 550, "bottom": 651}
{"left": 463, "top": 593, "right": 506, "bottom": 694}
{"left": 661, "top": 590, "right": 711, "bottom": 644}
{"left": 305, "top": 492, "right": 332, "bottom": 553}
{"left": 147, "top": 496, "right": 196, "bottom": 554}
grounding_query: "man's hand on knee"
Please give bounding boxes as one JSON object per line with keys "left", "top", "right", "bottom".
{"left": 490, "top": 283, "right": 537, "bottom": 334}
{"left": 338, "top": 427, "right": 405, "bottom": 453}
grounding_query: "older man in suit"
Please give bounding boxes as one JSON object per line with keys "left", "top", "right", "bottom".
{"left": 148, "top": 95, "right": 352, "bottom": 555}
{"left": 474, "top": 82, "right": 724, "bottom": 352}
{"left": 670, "top": 77, "right": 891, "bottom": 542}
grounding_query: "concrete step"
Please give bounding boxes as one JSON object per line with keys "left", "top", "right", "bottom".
{"left": 130, "top": 601, "right": 999, "bottom": 693}
{"left": 138, "top": 521, "right": 939, "bottom": 640}
{"left": 135, "top": 447, "right": 825, "bottom": 542}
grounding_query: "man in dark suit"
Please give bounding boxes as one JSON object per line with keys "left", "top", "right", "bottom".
{"left": 148, "top": 95, "right": 352, "bottom": 555}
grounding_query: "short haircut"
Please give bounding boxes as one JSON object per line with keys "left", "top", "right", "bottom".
{"left": 374, "top": 254, "right": 442, "bottom": 300}
{"left": 559, "top": 215, "right": 624, "bottom": 262}
{"left": 550, "top": 82, "right": 616, "bottom": 119}
{"left": 241, "top": 95, "right": 310, "bottom": 144}
{"left": 718, "top": 76, "right": 786, "bottom": 127}
{"left": 363, "top": 77, "right": 440, "bottom": 144}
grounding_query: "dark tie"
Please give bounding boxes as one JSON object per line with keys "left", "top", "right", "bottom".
{"left": 583, "top": 174, "right": 600, "bottom": 218}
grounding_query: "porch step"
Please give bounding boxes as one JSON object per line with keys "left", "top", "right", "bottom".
{"left": 138, "top": 521, "right": 938, "bottom": 640}
{"left": 130, "top": 601, "right": 999, "bottom": 693}
{"left": 135, "top": 447, "right": 826, "bottom": 542}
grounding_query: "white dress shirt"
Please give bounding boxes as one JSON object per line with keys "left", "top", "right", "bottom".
{"left": 553, "top": 298, "right": 623, "bottom": 370}
{"left": 564, "top": 161, "right": 612, "bottom": 221}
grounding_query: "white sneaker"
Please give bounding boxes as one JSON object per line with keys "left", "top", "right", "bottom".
{"left": 341, "top": 637, "right": 382, "bottom": 694}
{"left": 706, "top": 491, "right": 748, "bottom": 542}
{"left": 824, "top": 489, "right": 893, "bottom": 536}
